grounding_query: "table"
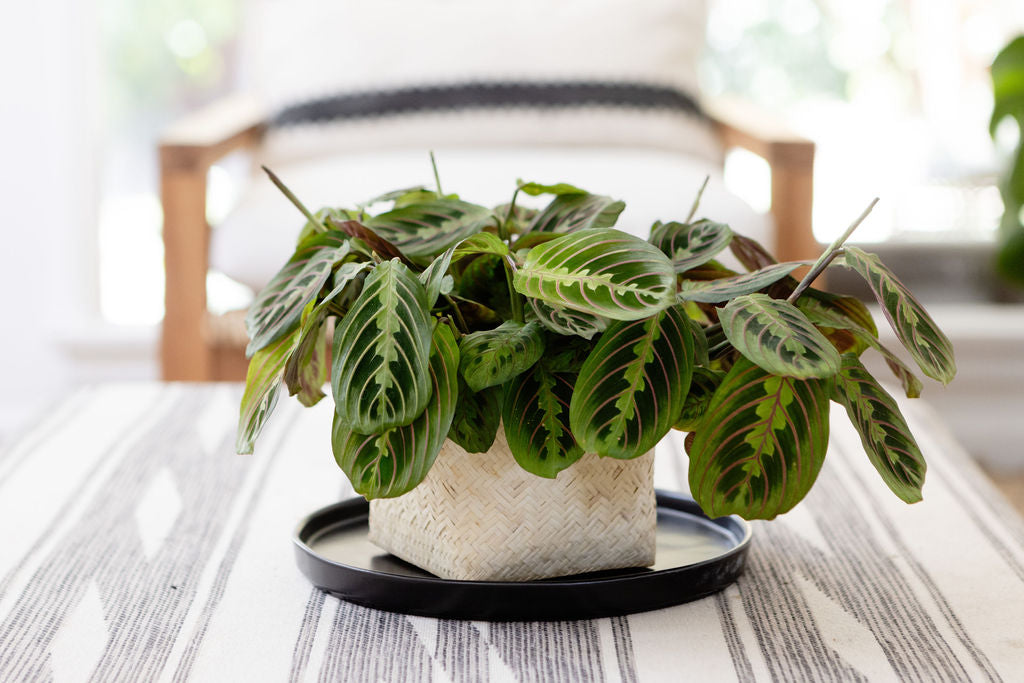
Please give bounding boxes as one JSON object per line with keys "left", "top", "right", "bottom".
{"left": 1, "top": 383, "right": 1022, "bottom": 681}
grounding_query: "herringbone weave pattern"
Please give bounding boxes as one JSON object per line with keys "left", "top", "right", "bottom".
{"left": 368, "top": 427, "right": 656, "bottom": 581}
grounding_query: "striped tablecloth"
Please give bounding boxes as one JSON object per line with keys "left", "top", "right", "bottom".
{"left": 1, "top": 383, "right": 1022, "bottom": 682}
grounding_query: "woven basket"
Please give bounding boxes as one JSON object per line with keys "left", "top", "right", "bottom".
{"left": 368, "top": 426, "right": 656, "bottom": 582}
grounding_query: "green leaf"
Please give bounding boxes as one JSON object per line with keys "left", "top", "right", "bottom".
{"left": 365, "top": 199, "right": 497, "bottom": 262}
{"left": 841, "top": 247, "right": 956, "bottom": 384}
{"left": 538, "top": 334, "right": 593, "bottom": 373}
{"left": 674, "top": 367, "right": 724, "bottom": 431}
{"left": 502, "top": 364, "right": 582, "bottom": 478}
{"left": 245, "top": 232, "right": 350, "bottom": 356}
{"left": 448, "top": 381, "right": 503, "bottom": 453}
{"left": 798, "top": 295, "right": 922, "bottom": 398}
{"left": 831, "top": 354, "right": 926, "bottom": 503}
{"left": 990, "top": 36, "right": 1024, "bottom": 136}
{"left": 527, "top": 193, "right": 625, "bottom": 234}
{"left": 527, "top": 298, "right": 609, "bottom": 339}
{"left": 570, "top": 306, "right": 696, "bottom": 459}
{"left": 720, "top": 293, "right": 841, "bottom": 379}
{"left": 419, "top": 245, "right": 457, "bottom": 308}
{"left": 236, "top": 329, "right": 300, "bottom": 454}
{"left": 516, "top": 180, "right": 588, "bottom": 196}
{"left": 331, "top": 259, "right": 434, "bottom": 433}
{"left": 452, "top": 232, "right": 510, "bottom": 260}
{"left": 360, "top": 185, "right": 431, "bottom": 208}
{"left": 283, "top": 303, "right": 330, "bottom": 407}
{"left": 689, "top": 317, "right": 710, "bottom": 365}
{"left": 649, "top": 220, "right": 733, "bottom": 273}
{"left": 677, "top": 262, "right": 810, "bottom": 303}
{"left": 332, "top": 323, "right": 460, "bottom": 499}
{"left": 689, "top": 357, "right": 832, "bottom": 519}
{"left": 451, "top": 254, "right": 512, "bottom": 320}
{"left": 514, "top": 228, "right": 676, "bottom": 321}
{"left": 459, "top": 321, "right": 546, "bottom": 391}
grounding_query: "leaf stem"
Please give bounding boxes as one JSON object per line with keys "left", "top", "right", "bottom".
{"left": 503, "top": 254, "right": 525, "bottom": 323}
{"left": 443, "top": 294, "right": 469, "bottom": 333}
{"left": 500, "top": 188, "right": 520, "bottom": 242}
{"left": 686, "top": 175, "right": 710, "bottom": 223}
{"left": 429, "top": 151, "right": 443, "bottom": 196}
{"left": 262, "top": 166, "right": 325, "bottom": 232}
{"left": 787, "top": 198, "right": 879, "bottom": 304}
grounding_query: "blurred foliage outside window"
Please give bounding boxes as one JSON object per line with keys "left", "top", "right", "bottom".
{"left": 97, "top": 0, "right": 1024, "bottom": 325}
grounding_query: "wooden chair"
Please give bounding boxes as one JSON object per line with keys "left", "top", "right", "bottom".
{"left": 159, "top": 95, "right": 814, "bottom": 381}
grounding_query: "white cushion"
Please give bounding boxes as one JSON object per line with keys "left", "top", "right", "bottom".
{"left": 210, "top": 146, "right": 772, "bottom": 291}
{"left": 238, "top": 0, "right": 718, "bottom": 165}
{"left": 241, "top": 0, "right": 706, "bottom": 108}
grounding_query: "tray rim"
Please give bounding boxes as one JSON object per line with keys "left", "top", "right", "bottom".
{"left": 294, "top": 490, "right": 751, "bottom": 603}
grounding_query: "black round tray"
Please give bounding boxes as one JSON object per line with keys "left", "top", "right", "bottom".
{"left": 293, "top": 490, "right": 751, "bottom": 621}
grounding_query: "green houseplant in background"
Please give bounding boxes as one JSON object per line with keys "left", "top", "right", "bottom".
{"left": 991, "top": 35, "right": 1024, "bottom": 288}
{"left": 236, "top": 163, "right": 955, "bottom": 580}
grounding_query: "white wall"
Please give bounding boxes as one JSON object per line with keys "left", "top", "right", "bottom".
{"left": 0, "top": 2, "right": 102, "bottom": 438}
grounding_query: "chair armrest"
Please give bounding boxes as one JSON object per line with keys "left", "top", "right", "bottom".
{"left": 160, "top": 94, "right": 267, "bottom": 381}
{"left": 159, "top": 94, "right": 267, "bottom": 169}
{"left": 705, "top": 97, "right": 818, "bottom": 266}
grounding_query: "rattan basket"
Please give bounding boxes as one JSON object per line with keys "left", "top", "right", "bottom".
{"left": 368, "top": 426, "right": 656, "bottom": 582}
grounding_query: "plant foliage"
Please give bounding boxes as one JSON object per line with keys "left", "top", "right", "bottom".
{"left": 237, "top": 166, "right": 955, "bottom": 520}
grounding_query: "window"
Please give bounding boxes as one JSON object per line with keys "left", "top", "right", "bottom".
{"left": 98, "top": 0, "right": 242, "bottom": 325}
{"left": 703, "top": 0, "right": 1024, "bottom": 243}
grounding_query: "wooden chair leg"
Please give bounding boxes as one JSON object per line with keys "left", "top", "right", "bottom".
{"left": 160, "top": 151, "right": 212, "bottom": 381}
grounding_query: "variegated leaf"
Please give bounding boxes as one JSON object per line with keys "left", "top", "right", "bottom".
{"left": 332, "top": 324, "right": 460, "bottom": 499}
{"left": 511, "top": 231, "right": 561, "bottom": 252}
{"left": 365, "top": 199, "right": 497, "bottom": 262}
{"left": 502, "top": 365, "right": 582, "bottom": 478}
{"left": 331, "top": 259, "right": 433, "bottom": 433}
{"left": 689, "top": 357, "right": 831, "bottom": 519}
{"left": 649, "top": 220, "right": 733, "bottom": 273}
{"left": 527, "top": 298, "right": 609, "bottom": 339}
{"left": 459, "top": 321, "right": 546, "bottom": 392}
{"left": 245, "top": 232, "right": 350, "bottom": 356}
{"left": 720, "top": 293, "right": 841, "bottom": 379}
{"left": 283, "top": 302, "right": 330, "bottom": 407}
{"left": 236, "top": 328, "right": 300, "bottom": 454}
{"left": 798, "top": 295, "right": 922, "bottom": 398}
{"left": 527, "top": 193, "right": 625, "bottom": 234}
{"left": 514, "top": 228, "right": 676, "bottom": 321}
{"left": 729, "top": 233, "right": 778, "bottom": 271}
{"left": 831, "top": 354, "right": 926, "bottom": 503}
{"left": 330, "top": 219, "right": 414, "bottom": 266}
{"left": 448, "top": 380, "right": 503, "bottom": 453}
{"left": 570, "top": 306, "right": 696, "bottom": 459}
{"left": 294, "top": 207, "right": 353, "bottom": 245}
{"left": 841, "top": 247, "right": 956, "bottom": 384}
{"left": 674, "top": 367, "right": 724, "bottom": 432}
{"left": 677, "top": 262, "right": 809, "bottom": 303}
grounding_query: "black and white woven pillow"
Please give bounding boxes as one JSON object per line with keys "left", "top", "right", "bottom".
{"left": 239, "top": 0, "right": 718, "bottom": 163}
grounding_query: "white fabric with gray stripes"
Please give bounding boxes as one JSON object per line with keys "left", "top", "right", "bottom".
{"left": 1, "top": 383, "right": 1022, "bottom": 681}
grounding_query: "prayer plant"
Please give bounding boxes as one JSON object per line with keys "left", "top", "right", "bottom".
{"left": 236, "top": 165, "right": 956, "bottom": 521}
